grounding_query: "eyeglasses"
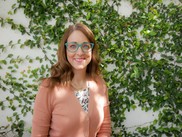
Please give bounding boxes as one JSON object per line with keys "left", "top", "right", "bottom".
{"left": 65, "top": 42, "right": 94, "bottom": 53}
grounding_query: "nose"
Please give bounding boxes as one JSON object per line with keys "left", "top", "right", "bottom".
{"left": 76, "top": 47, "right": 84, "bottom": 54}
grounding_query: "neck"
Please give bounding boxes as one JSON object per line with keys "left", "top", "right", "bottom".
{"left": 71, "top": 70, "right": 88, "bottom": 90}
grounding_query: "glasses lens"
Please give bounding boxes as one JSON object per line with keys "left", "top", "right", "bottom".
{"left": 82, "top": 43, "right": 92, "bottom": 52}
{"left": 67, "top": 43, "right": 77, "bottom": 52}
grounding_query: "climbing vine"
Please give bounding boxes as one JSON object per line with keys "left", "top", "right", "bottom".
{"left": 0, "top": 0, "right": 181, "bottom": 136}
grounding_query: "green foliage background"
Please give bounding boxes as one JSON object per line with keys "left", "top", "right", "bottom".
{"left": 0, "top": 0, "right": 181, "bottom": 137}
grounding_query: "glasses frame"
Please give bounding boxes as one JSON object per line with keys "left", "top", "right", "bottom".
{"left": 65, "top": 42, "right": 94, "bottom": 53}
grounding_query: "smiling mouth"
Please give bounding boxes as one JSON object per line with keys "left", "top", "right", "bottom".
{"left": 74, "top": 58, "right": 85, "bottom": 62}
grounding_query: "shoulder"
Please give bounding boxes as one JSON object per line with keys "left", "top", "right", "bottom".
{"left": 40, "top": 78, "right": 60, "bottom": 88}
{"left": 39, "top": 78, "right": 72, "bottom": 96}
{"left": 39, "top": 78, "right": 50, "bottom": 87}
{"left": 35, "top": 78, "right": 63, "bottom": 105}
{"left": 37, "top": 78, "right": 61, "bottom": 98}
{"left": 95, "top": 75, "right": 107, "bottom": 89}
{"left": 90, "top": 76, "right": 110, "bottom": 106}
{"left": 89, "top": 75, "right": 107, "bottom": 93}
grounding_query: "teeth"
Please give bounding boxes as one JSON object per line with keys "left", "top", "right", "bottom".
{"left": 75, "top": 58, "right": 84, "bottom": 61}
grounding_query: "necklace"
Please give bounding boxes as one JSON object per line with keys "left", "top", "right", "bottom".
{"left": 71, "top": 82, "right": 87, "bottom": 91}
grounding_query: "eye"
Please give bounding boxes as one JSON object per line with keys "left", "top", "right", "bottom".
{"left": 82, "top": 43, "right": 91, "bottom": 50}
{"left": 68, "top": 44, "right": 77, "bottom": 49}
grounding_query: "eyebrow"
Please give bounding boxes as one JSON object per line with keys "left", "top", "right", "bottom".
{"left": 67, "top": 41, "right": 77, "bottom": 43}
{"left": 67, "top": 42, "right": 90, "bottom": 43}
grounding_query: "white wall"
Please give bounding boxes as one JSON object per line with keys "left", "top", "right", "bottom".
{"left": 0, "top": 0, "right": 180, "bottom": 136}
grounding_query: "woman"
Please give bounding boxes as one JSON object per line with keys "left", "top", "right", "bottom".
{"left": 31, "top": 23, "right": 111, "bottom": 137}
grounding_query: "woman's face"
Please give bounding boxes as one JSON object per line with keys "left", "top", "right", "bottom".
{"left": 66, "top": 30, "right": 92, "bottom": 72}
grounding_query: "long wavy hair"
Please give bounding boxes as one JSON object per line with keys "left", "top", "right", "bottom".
{"left": 49, "top": 23, "right": 101, "bottom": 86}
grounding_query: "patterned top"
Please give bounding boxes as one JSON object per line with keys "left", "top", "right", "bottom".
{"left": 74, "top": 87, "right": 90, "bottom": 112}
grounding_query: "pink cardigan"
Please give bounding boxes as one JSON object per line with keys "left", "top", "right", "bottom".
{"left": 31, "top": 78, "right": 111, "bottom": 137}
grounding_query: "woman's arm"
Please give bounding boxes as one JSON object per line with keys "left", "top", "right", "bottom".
{"left": 97, "top": 104, "right": 111, "bottom": 137}
{"left": 97, "top": 79, "right": 112, "bottom": 137}
{"left": 31, "top": 83, "right": 53, "bottom": 137}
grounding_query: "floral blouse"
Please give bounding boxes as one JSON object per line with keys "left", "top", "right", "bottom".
{"left": 74, "top": 87, "right": 90, "bottom": 112}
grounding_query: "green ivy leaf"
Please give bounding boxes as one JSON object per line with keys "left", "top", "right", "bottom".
{"left": 0, "top": 60, "right": 7, "bottom": 65}
{"left": 7, "top": 116, "right": 12, "bottom": 122}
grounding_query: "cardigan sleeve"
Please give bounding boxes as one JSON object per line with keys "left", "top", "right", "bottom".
{"left": 31, "top": 83, "right": 53, "bottom": 137}
{"left": 97, "top": 81, "right": 112, "bottom": 137}
{"left": 97, "top": 104, "right": 111, "bottom": 137}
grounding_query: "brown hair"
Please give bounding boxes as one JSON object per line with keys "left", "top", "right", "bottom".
{"left": 49, "top": 23, "right": 101, "bottom": 86}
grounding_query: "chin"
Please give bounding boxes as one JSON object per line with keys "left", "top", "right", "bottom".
{"left": 73, "top": 66, "right": 87, "bottom": 71}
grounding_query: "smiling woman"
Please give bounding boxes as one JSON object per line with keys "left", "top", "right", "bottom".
{"left": 31, "top": 23, "right": 111, "bottom": 137}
